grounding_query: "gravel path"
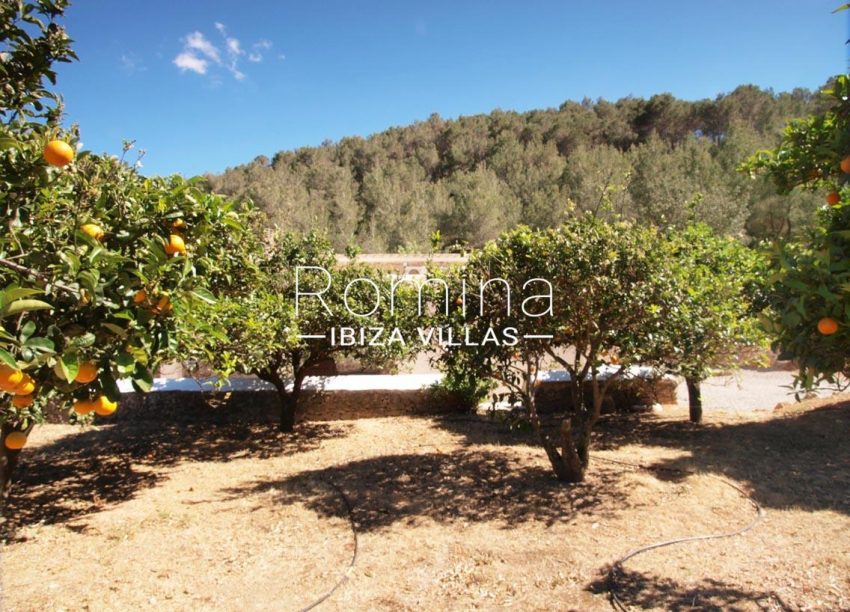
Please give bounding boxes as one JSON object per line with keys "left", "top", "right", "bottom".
{"left": 674, "top": 368, "right": 839, "bottom": 412}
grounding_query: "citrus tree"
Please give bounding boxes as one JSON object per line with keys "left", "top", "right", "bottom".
{"left": 0, "top": 0, "right": 253, "bottom": 498}
{"left": 653, "top": 224, "right": 768, "bottom": 422}
{"left": 742, "top": 73, "right": 850, "bottom": 389}
{"left": 187, "top": 231, "right": 420, "bottom": 432}
{"left": 437, "top": 218, "right": 676, "bottom": 482}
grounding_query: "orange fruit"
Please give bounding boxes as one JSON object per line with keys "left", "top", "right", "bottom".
{"left": 841, "top": 156, "right": 850, "bottom": 174}
{"left": 818, "top": 317, "right": 839, "bottom": 336}
{"left": 4, "top": 431, "right": 27, "bottom": 450}
{"left": 133, "top": 289, "right": 148, "bottom": 304}
{"left": 164, "top": 234, "right": 186, "bottom": 256}
{"left": 94, "top": 395, "right": 118, "bottom": 416}
{"left": 73, "top": 399, "right": 95, "bottom": 415}
{"left": 81, "top": 223, "right": 105, "bottom": 240}
{"left": 11, "top": 394, "right": 33, "bottom": 408}
{"left": 154, "top": 295, "right": 172, "bottom": 314}
{"left": 826, "top": 192, "right": 841, "bottom": 206}
{"left": 43, "top": 140, "right": 75, "bottom": 167}
{"left": 12, "top": 375, "right": 35, "bottom": 396}
{"left": 0, "top": 365, "right": 24, "bottom": 392}
{"left": 172, "top": 218, "right": 186, "bottom": 229}
{"left": 75, "top": 362, "right": 99, "bottom": 384}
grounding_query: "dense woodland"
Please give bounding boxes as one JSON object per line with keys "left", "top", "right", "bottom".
{"left": 208, "top": 84, "right": 829, "bottom": 252}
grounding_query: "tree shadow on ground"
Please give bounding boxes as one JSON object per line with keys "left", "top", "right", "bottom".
{"left": 221, "top": 449, "right": 625, "bottom": 531}
{"left": 587, "top": 569, "right": 789, "bottom": 611}
{"left": 2, "top": 409, "right": 350, "bottom": 538}
{"left": 435, "top": 401, "right": 850, "bottom": 516}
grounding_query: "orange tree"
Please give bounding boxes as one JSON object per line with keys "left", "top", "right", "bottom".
{"left": 0, "top": 0, "right": 254, "bottom": 498}
{"left": 651, "top": 224, "right": 768, "bottom": 422}
{"left": 187, "top": 230, "right": 420, "bottom": 432}
{"left": 435, "top": 218, "right": 677, "bottom": 483}
{"left": 742, "top": 74, "right": 850, "bottom": 389}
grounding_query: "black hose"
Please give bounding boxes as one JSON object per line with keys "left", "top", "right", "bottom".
{"left": 297, "top": 477, "right": 359, "bottom": 612}
{"left": 593, "top": 456, "right": 764, "bottom": 611}
{"left": 440, "top": 415, "right": 769, "bottom": 609}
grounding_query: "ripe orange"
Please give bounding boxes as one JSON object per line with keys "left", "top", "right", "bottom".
{"left": 81, "top": 223, "right": 105, "bottom": 240}
{"left": 4, "top": 431, "right": 27, "bottom": 450}
{"left": 73, "top": 399, "right": 95, "bottom": 415}
{"left": 154, "top": 295, "right": 172, "bottom": 314}
{"left": 164, "top": 234, "right": 186, "bottom": 256}
{"left": 841, "top": 156, "right": 850, "bottom": 174}
{"left": 12, "top": 375, "right": 35, "bottom": 396}
{"left": 94, "top": 395, "right": 118, "bottom": 416}
{"left": 75, "top": 362, "right": 99, "bottom": 384}
{"left": 0, "top": 365, "right": 24, "bottom": 392}
{"left": 11, "top": 394, "right": 33, "bottom": 408}
{"left": 133, "top": 289, "right": 148, "bottom": 304}
{"left": 43, "top": 140, "right": 75, "bottom": 167}
{"left": 818, "top": 317, "right": 839, "bottom": 336}
{"left": 826, "top": 192, "right": 841, "bottom": 206}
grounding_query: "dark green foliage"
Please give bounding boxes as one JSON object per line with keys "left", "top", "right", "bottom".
{"left": 743, "top": 74, "right": 850, "bottom": 390}
{"left": 209, "top": 86, "right": 827, "bottom": 251}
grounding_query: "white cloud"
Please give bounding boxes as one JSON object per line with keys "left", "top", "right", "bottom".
{"left": 120, "top": 53, "right": 146, "bottom": 74}
{"left": 173, "top": 52, "right": 207, "bottom": 75}
{"left": 247, "top": 39, "right": 273, "bottom": 63}
{"left": 174, "top": 23, "right": 277, "bottom": 81}
{"left": 185, "top": 31, "right": 220, "bottom": 63}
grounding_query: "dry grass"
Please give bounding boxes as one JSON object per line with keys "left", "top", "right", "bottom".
{"left": 1, "top": 396, "right": 849, "bottom": 610}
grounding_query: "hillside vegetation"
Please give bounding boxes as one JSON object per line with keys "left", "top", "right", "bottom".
{"left": 208, "top": 85, "right": 827, "bottom": 251}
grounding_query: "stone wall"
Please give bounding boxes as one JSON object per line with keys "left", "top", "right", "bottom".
{"left": 97, "top": 375, "right": 678, "bottom": 424}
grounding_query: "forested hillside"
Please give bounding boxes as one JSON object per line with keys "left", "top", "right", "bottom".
{"left": 208, "top": 84, "right": 827, "bottom": 251}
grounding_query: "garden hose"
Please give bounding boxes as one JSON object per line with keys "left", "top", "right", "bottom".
{"left": 297, "top": 477, "right": 359, "bottom": 612}
{"left": 293, "top": 415, "right": 767, "bottom": 611}
{"left": 593, "top": 455, "right": 765, "bottom": 611}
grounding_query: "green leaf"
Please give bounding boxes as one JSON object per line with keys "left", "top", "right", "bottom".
{"left": 0, "top": 136, "right": 20, "bottom": 150}
{"left": 101, "top": 322, "right": 126, "bottom": 336}
{"left": 190, "top": 287, "right": 216, "bottom": 304}
{"left": 70, "top": 332, "right": 97, "bottom": 348}
{"left": 115, "top": 352, "right": 135, "bottom": 375}
{"left": 3, "top": 299, "right": 53, "bottom": 317}
{"left": 131, "top": 365, "right": 153, "bottom": 393}
{"left": 101, "top": 371, "right": 122, "bottom": 403}
{"left": 25, "top": 337, "right": 55, "bottom": 353}
{"left": 0, "top": 348, "right": 18, "bottom": 369}
{"left": 4, "top": 287, "right": 43, "bottom": 302}
{"left": 60, "top": 352, "right": 79, "bottom": 382}
{"left": 19, "top": 320, "right": 36, "bottom": 343}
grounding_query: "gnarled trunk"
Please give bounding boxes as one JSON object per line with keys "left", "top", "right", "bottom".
{"left": 530, "top": 401, "right": 587, "bottom": 483}
{"left": 686, "top": 377, "right": 703, "bottom": 424}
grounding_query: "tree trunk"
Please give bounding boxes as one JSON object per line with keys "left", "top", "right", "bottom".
{"left": 256, "top": 369, "right": 298, "bottom": 434}
{"left": 686, "top": 377, "right": 703, "bottom": 424}
{"left": 555, "top": 419, "right": 586, "bottom": 482}
{"left": 1, "top": 422, "right": 33, "bottom": 507}
{"left": 278, "top": 392, "right": 296, "bottom": 433}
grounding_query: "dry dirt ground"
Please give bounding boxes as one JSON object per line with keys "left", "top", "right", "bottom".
{"left": 1, "top": 396, "right": 849, "bottom": 611}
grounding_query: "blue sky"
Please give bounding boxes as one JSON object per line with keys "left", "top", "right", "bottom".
{"left": 55, "top": 0, "right": 848, "bottom": 177}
